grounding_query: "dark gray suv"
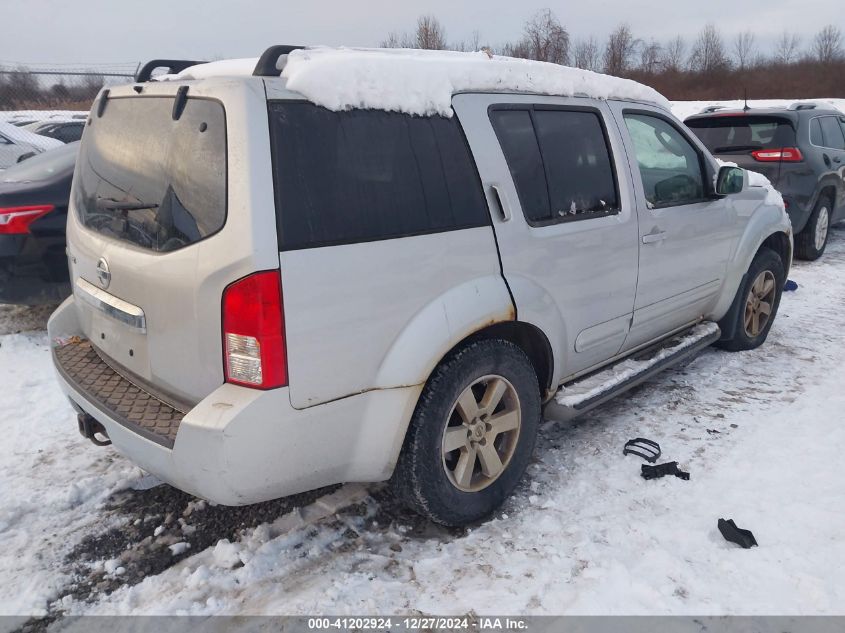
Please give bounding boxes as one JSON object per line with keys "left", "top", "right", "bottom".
{"left": 686, "top": 104, "right": 845, "bottom": 260}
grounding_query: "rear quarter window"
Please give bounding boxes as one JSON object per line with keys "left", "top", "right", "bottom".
{"left": 267, "top": 103, "right": 490, "bottom": 250}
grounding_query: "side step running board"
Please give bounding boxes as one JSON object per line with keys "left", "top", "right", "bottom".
{"left": 544, "top": 322, "right": 721, "bottom": 421}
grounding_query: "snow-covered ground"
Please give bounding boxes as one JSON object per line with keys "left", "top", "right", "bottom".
{"left": 2, "top": 232, "right": 845, "bottom": 625}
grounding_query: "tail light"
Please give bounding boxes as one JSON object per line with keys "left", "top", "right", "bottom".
{"left": 751, "top": 148, "right": 803, "bottom": 163}
{"left": 0, "top": 205, "right": 55, "bottom": 235}
{"left": 222, "top": 270, "right": 287, "bottom": 389}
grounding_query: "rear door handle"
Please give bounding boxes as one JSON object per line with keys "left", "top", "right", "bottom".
{"left": 642, "top": 231, "right": 667, "bottom": 244}
{"left": 490, "top": 184, "right": 512, "bottom": 222}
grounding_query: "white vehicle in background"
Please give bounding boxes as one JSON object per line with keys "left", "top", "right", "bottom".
{"left": 0, "top": 120, "right": 63, "bottom": 170}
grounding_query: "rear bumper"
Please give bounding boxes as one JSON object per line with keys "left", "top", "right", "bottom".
{"left": 48, "top": 297, "right": 421, "bottom": 505}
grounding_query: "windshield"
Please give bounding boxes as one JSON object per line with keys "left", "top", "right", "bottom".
{"left": 686, "top": 116, "right": 796, "bottom": 154}
{"left": 1, "top": 142, "right": 78, "bottom": 183}
{"left": 73, "top": 96, "right": 226, "bottom": 253}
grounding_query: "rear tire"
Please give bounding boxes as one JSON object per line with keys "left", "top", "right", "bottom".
{"left": 716, "top": 247, "right": 784, "bottom": 352}
{"left": 795, "top": 196, "right": 832, "bottom": 261}
{"left": 392, "top": 339, "right": 540, "bottom": 526}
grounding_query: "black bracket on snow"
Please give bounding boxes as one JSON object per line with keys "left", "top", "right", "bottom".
{"left": 623, "top": 437, "right": 661, "bottom": 463}
{"left": 718, "top": 518, "right": 758, "bottom": 548}
{"left": 641, "top": 461, "right": 689, "bottom": 481}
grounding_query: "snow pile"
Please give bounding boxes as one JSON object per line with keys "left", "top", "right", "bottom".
{"left": 672, "top": 99, "right": 845, "bottom": 121}
{"left": 168, "top": 47, "right": 670, "bottom": 117}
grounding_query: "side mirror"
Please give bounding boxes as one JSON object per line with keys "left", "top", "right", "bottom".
{"left": 715, "top": 165, "right": 745, "bottom": 196}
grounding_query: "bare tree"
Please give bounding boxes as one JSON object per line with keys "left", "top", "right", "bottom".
{"left": 505, "top": 9, "right": 570, "bottom": 64}
{"left": 639, "top": 39, "right": 662, "bottom": 74}
{"left": 774, "top": 31, "right": 801, "bottom": 65}
{"left": 456, "top": 30, "right": 482, "bottom": 53}
{"left": 813, "top": 25, "right": 843, "bottom": 63}
{"left": 381, "top": 31, "right": 404, "bottom": 48}
{"left": 413, "top": 14, "right": 447, "bottom": 50}
{"left": 604, "top": 24, "right": 638, "bottom": 75}
{"left": 733, "top": 31, "right": 756, "bottom": 70}
{"left": 662, "top": 35, "right": 686, "bottom": 72}
{"left": 573, "top": 36, "right": 601, "bottom": 71}
{"left": 689, "top": 23, "right": 729, "bottom": 73}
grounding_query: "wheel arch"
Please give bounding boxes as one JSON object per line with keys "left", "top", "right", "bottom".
{"left": 759, "top": 230, "right": 792, "bottom": 271}
{"left": 463, "top": 321, "right": 555, "bottom": 399}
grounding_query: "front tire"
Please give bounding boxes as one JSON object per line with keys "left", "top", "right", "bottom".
{"left": 392, "top": 339, "right": 540, "bottom": 526}
{"left": 795, "top": 196, "right": 832, "bottom": 261}
{"left": 716, "top": 247, "right": 785, "bottom": 352}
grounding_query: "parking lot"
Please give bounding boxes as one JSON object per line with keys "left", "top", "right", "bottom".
{"left": 2, "top": 228, "right": 844, "bottom": 622}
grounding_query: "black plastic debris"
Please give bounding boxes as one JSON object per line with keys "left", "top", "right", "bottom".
{"left": 784, "top": 279, "right": 798, "bottom": 292}
{"left": 641, "top": 461, "right": 690, "bottom": 481}
{"left": 718, "top": 518, "right": 758, "bottom": 548}
{"left": 623, "top": 438, "right": 661, "bottom": 463}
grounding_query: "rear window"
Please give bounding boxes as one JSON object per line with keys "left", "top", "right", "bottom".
{"left": 1, "top": 142, "right": 77, "bottom": 183}
{"left": 686, "top": 116, "right": 796, "bottom": 154}
{"left": 267, "top": 102, "right": 489, "bottom": 250}
{"left": 73, "top": 96, "right": 226, "bottom": 253}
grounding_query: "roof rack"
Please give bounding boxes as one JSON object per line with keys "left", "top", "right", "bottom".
{"left": 700, "top": 105, "right": 729, "bottom": 114}
{"left": 789, "top": 102, "right": 817, "bottom": 111}
{"left": 252, "top": 45, "right": 305, "bottom": 76}
{"left": 135, "top": 59, "right": 209, "bottom": 83}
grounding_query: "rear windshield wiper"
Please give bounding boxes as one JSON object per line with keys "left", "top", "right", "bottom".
{"left": 711, "top": 145, "right": 762, "bottom": 153}
{"left": 96, "top": 196, "right": 159, "bottom": 211}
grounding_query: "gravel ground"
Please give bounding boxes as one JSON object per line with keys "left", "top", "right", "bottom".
{"left": 0, "top": 303, "right": 58, "bottom": 336}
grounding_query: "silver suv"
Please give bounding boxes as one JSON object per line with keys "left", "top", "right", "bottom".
{"left": 49, "top": 47, "right": 792, "bottom": 526}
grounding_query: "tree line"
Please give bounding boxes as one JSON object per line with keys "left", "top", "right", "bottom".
{"left": 0, "top": 70, "right": 109, "bottom": 110}
{"left": 382, "top": 11, "right": 845, "bottom": 100}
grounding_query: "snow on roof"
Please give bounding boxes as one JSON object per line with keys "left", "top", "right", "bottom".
{"left": 0, "top": 121, "right": 64, "bottom": 151}
{"left": 165, "top": 47, "right": 671, "bottom": 117}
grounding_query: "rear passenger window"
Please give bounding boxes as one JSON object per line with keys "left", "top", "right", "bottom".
{"left": 268, "top": 103, "right": 489, "bottom": 250}
{"left": 810, "top": 118, "right": 824, "bottom": 146}
{"left": 490, "top": 107, "right": 619, "bottom": 225}
{"left": 818, "top": 116, "right": 845, "bottom": 150}
{"left": 624, "top": 113, "right": 706, "bottom": 208}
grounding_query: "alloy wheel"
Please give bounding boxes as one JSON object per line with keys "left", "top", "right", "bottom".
{"left": 744, "top": 270, "right": 776, "bottom": 337}
{"left": 441, "top": 375, "right": 521, "bottom": 492}
{"left": 814, "top": 206, "right": 830, "bottom": 252}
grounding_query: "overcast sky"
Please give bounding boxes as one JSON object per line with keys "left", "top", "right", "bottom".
{"left": 0, "top": 0, "right": 833, "bottom": 68}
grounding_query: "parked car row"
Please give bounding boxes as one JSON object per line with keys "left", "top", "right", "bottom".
{"left": 43, "top": 47, "right": 794, "bottom": 527}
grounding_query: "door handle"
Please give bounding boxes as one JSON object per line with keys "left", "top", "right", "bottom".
{"left": 490, "top": 184, "right": 512, "bottom": 222}
{"left": 642, "top": 231, "right": 667, "bottom": 244}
